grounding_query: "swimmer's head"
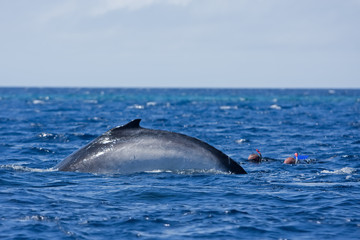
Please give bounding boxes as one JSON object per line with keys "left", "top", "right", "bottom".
{"left": 284, "top": 157, "right": 296, "bottom": 164}
{"left": 248, "top": 153, "right": 261, "bottom": 162}
{"left": 248, "top": 149, "right": 262, "bottom": 163}
{"left": 284, "top": 153, "right": 298, "bottom": 164}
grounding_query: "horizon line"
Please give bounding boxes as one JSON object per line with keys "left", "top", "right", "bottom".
{"left": 0, "top": 85, "right": 359, "bottom": 90}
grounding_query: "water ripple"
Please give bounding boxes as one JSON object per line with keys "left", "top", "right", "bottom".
{"left": 0, "top": 88, "right": 360, "bottom": 239}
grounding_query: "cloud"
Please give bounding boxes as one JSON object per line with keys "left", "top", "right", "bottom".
{"left": 37, "top": 0, "right": 192, "bottom": 24}
{"left": 89, "top": 0, "right": 192, "bottom": 15}
{"left": 38, "top": 1, "right": 78, "bottom": 23}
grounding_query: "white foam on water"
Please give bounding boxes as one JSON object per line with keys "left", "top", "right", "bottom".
{"left": 144, "top": 168, "right": 228, "bottom": 175}
{"left": 129, "top": 104, "right": 144, "bottom": 109}
{"left": 146, "top": 102, "right": 157, "bottom": 106}
{"left": 144, "top": 169, "right": 172, "bottom": 173}
{"left": 270, "top": 104, "right": 282, "bottom": 110}
{"left": 83, "top": 99, "right": 98, "bottom": 104}
{"left": 1, "top": 164, "right": 56, "bottom": 173}
{"left": 320, "top": 167, "right": 357, "bottom": 175}
{"left": 282, "top": 182, "right": 359, "bottom": 187}
{"left": 32, "top": 100, "right": 45, "bottom": 105}
{"left": 235, "top": 139, "right": 248, "bottom": 144}
{"left": 220, "top": 105, "right": 238, "bottom": 110}
{"left": 20, "top": 215, "right": 48, "bottom": 222}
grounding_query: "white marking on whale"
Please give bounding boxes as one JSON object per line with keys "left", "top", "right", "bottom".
{"left": 55, "top": 119, "right": 247, "bottom": 174}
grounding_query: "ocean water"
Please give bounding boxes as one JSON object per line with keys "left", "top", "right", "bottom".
{"left": 0, "top": 88, "right": 359, "bottom": 239}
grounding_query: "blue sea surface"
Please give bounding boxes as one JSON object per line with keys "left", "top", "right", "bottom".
{"left": 0, "top": 88, "right": 359, "bottom": 239}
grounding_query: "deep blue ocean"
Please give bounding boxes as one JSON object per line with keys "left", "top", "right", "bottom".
{"left": 0, "top": 88, "right": 359, "bottom": 239}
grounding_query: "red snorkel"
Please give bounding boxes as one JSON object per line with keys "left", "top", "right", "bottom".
{"left": 256, "top": 149, "right": 263, "bottom": 160}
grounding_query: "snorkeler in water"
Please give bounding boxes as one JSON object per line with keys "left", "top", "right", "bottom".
{"left": 284, "top": 153, "right": 311, "bottom": 164}
{"left": 248, "top": 149, "right": 262, "bottom": 162}
{"left": 284, "top": 153, "right": 298, "bottom": 164}
{"left": 247, "top": 149, "right": 278, "bottom": 163}
{"left": 248, "top": 150, "right": 310, "bottom": 164}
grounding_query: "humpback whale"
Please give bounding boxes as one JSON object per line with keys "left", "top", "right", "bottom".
{"left": 55, "top": 119, "right": 247, "bottom": 174}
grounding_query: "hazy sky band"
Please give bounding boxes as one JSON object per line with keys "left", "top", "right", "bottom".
{"left": 0, "top": 0, "right": 359, "bottom": 88}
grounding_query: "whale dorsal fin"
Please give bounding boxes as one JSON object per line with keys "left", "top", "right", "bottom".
{"left": 108, "top": 119, "right": 142, "bottom": 135}
{"left": 122, "top": 119, "right": 141, "bottom": 129}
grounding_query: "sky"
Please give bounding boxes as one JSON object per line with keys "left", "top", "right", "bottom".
{"left": 0, "top": 0, "right": 359, "bottom": 88}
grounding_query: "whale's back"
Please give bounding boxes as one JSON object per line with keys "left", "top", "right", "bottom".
{"left": 56, "top": 119, "right": 247, "bottom": 174}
